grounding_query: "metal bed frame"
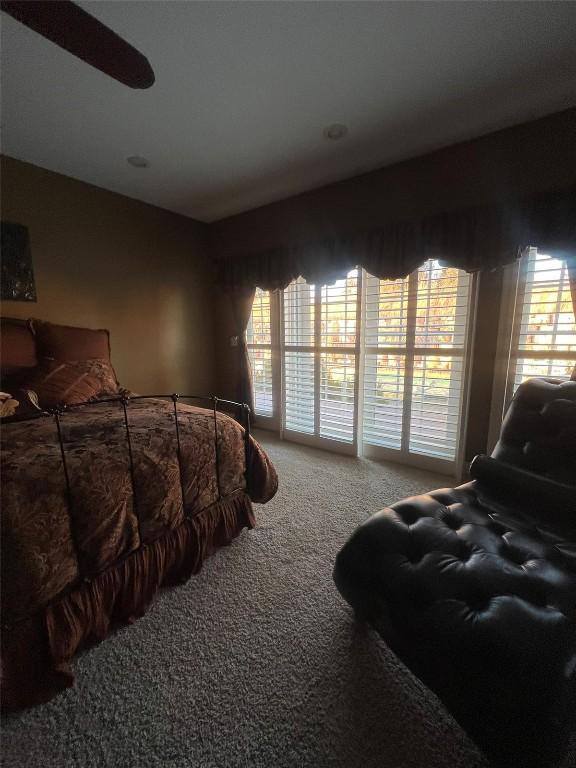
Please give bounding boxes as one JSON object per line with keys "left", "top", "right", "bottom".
{"left": 26, "top": 393, "right": 253, "bottom": 523}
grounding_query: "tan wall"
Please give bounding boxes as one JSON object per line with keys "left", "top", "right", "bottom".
{"left": 214, "top": 296, "right": 242, "bottom": 404}
{"left": 210, "top": 107, "right": 576, "bottom": 258}
{"left": 1, "top": 156, "right": 215, "bottom": 395}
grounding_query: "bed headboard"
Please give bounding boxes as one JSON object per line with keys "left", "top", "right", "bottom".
{"left": 0, "top": 317, "right": 38, "bottom": 384}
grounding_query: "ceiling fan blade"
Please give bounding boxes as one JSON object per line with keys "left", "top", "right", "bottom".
{"left": 1, "top": 0, "right": 155, "bottom": 89}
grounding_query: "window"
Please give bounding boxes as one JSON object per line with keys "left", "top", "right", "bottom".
{"left": 362, "top": 261, "right": 473, "bottom": 466}
{"left": 246, "top": 261, "right": 476, "bottom": 471}
{"left": 246, "top": 287, "right": 274, "bottom": 417}
{"left": 494, "top": 248, "right": 575, "bottom": 421}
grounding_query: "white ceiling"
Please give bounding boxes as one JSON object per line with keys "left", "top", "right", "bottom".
{"left": 2, "top": 1, "right": 576, "bottom": 223}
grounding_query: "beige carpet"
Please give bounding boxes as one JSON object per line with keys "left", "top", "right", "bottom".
{"left": 3, "top": 432, "right": 489, "bottom": 768}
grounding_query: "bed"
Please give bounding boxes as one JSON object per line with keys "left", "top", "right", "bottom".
{"left": 0, "top": 318, "right": 278, "bottom": 710}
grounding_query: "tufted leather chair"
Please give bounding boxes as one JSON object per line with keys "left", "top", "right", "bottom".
{"left": 492, "top": 377, "right": 576, "bottom": 484}
{"left": 334, "top": 378, "right": 576, "bottom": 768}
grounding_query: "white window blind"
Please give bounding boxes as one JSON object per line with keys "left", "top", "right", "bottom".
{"left": 246, "top": 288, "right": 273, "bottom": 417}
{"left": 363, "top": 260, "right": 472, "bottom": 463}
{"left": 283, "top": 271, "right": 359, "bottom": 446}
{"left": 363, "top": 274, "right": 409, "bottom": 450}
{"left": 284, "top": 277, "right": 315, "bottom": 434}
{"left": 508, "top": 249, "right": 575, "bottom": 395}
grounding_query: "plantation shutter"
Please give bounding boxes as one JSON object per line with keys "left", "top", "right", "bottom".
{"left": 363, "top": 274, "right": 409, "bottom": 450}
{"left": 362, "top": 260, "right": 472, "bottom": 463}
{"left": 319, "top": 272, "right": 359, "bottom": 443}
{"left": 246, "top": 288, "right": 273, "bottom": 416}
{"left": 284, "top": 277, "right": 316, "bottom": 434}
{"left": 283, "top": 271, "right": 360, "bottom": 446}
{"left": 409, "top": 261, "right": 471, "bottom": 460}
{"left": 509, "top": 248, "right": 576, "bottom": 394}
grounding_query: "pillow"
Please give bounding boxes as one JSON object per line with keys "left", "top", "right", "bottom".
{"left": 59, "top": 358, "right": 120, "bottom": 396}
{"left": 24, "top": 360, "right": 102, "bottom": 409}
{"left": 30, "top": 319, "right": 121, "bottom": 391}
{"left": 0, "top": 317, "right": 38, "bottom": 383}
{"left": 31, "top": 320, "right": 113, "bottom": 363}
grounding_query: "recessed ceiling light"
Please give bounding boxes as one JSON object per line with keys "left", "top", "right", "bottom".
{"left": 323, "top": 124, "right": 348, "bottom": 141}
{"left": 127, "top": 155, "right": 150, "bottom": 168}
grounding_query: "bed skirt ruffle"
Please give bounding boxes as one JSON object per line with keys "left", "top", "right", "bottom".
{"left": 1, "top": 490, "right": 255, "bottom": 711}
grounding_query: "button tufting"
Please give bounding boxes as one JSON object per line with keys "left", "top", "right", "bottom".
{"left": 487, "top": 518, "right": 509, "bottom": 536}
{"left": 502, "top": 541, "right": 534, "bottom": 566}
{"left": 394, "top": 506, "right": 420, "bottom": 526}
{"left": 527, "top": 591, "right": 548, "bottom": 608}
{"left": 441, "top": 511, "right": 463, "bottom": 530}
{"left": 405, "top": 546, "right": 422, "bottom": 565}
{"left": 507, "top": 552, "right": 526, "bottom": 565}
{"left": 459, "top": 544, "right": 472, "bottom": 563}
{"left": 467, "top": 595, "right": 492, "bottom": 613}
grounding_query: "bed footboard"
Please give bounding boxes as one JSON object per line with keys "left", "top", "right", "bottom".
{"left": 39, "top": 393, "right": 253, "bottom": 522}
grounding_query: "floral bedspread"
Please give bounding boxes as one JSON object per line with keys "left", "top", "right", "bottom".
{"left": 1, "top": 399, "right": 277, "bottom": 623}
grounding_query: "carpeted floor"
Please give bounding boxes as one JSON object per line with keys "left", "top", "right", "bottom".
{"left": 3, "top": 432, "right": 491, "bottom": 768}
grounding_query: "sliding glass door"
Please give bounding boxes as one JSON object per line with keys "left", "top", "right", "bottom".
{"left": 247, "top": 260, "right": 476, "bottom": 472}
{"left": 362, "top": 260, "right": 474, "bottom": 472}
{"left": 282, "top": 270, "right": 360, "bottom": 454}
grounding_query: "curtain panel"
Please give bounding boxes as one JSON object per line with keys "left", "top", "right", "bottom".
{"left": 230, "top": 285, "right": 256, "bottom": 414}
{"left": 218, "top": 185, "right": 576, "bottom": 290}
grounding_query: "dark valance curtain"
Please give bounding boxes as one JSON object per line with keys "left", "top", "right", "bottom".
{"left": 220, "top": 184, "right": 576, "bottom": 405}
{"left": 219, "top": 185, "right": 576, "bottom": 290}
